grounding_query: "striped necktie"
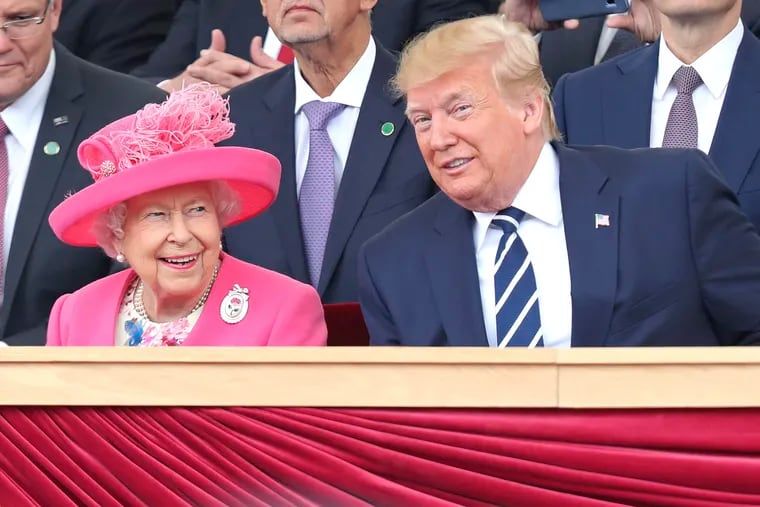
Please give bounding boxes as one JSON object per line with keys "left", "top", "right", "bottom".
{"left": 492, "top": 208, "right": 544, "bottom": 348}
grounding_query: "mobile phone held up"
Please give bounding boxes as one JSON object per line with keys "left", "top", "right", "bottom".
{"left": 539, "top": 0, "right": 630, "bottom": 22}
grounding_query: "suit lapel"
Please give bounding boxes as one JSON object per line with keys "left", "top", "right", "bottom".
{"left": 556, "top": 144, "right": 620, "bottom": 347}
{"left": 425, "top": 197, "right": 488, "bottom": 346}
{"left": 258, "top": 68, "right": 310, "bottom": 282}
{"left": 3, "top": 47, "right": 84, "bottom": 318}
{"left": 709, "top": 29, "right": 760, "bottom": 192}
{"left": 601, "top": 42, "right": 659, "bottom": 149}
{"left": 318, "top": 46, "right": 406, "bottom": 295}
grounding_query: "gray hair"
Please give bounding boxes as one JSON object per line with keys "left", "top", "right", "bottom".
{"left": 92, "top": 180, "right": 242, "bottom": 259}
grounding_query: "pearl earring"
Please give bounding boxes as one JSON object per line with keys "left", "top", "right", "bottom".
{"left": 116, "top": 253, "right": 126, "bottom": 263}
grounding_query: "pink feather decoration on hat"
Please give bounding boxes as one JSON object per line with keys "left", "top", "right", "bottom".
{"left": 78, "top": 83, "right": 235, "bottom": 182}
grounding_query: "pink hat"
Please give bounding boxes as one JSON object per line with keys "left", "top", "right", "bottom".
{"left": 49, "top": 83, "right": 280, "bottom": 247}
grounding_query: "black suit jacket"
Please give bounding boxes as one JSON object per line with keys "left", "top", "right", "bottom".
{"left": 1, "top": 44, "right": 166, "bottom": 345}
{"left": 743, "top": 0, "right": 760, "bottom": 37}
{"left": 222, "top": 44, "right": 435, "bottom": 303}
{"left": 56, "top": 0, "right": 179, "bottom": 73}
{"left": 132, "top": 0, "right": 490, "bottom": 81}
{"left": 540, "top": 16, "right": 606, "bottom": 86}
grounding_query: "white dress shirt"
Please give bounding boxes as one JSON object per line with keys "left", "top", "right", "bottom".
{"left": 292, "top": 38, "right": 375, "bottom": 196}
{"left": 262, "top": 28, "right": 284, "bottom": 59}
{"left": 0, "top": 50, "right": 55, "bottom": 305}
{"left": 650, "top": 20, "right": 743, "bottom": 152}
{"left": 472, "top": 143, "right": 572, "bottom": 348}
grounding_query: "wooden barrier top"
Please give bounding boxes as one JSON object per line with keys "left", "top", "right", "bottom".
{"left": 0, "top": 347, "right": 758, "bottom": 408}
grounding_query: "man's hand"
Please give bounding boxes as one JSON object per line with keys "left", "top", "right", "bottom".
{"left": 606, "top": 0, "right": 661, "bottom": 43}
{"left": 160, "top": 30, "right": 286, "bottom": 94}
{"left": 498, "top": 0, "right": 579, "bottom": 33}
{"left": 159, "top": 29, "right": 227, "bottom": 93}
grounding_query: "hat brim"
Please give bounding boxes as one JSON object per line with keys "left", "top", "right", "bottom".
{"left": 49, "top": 147, "right": 280, "bottom": 247}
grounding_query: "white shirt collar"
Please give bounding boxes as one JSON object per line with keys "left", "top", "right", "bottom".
{"left": 472, "top": 142, "right": 561, "bottom": 250}
{"left": 0, "top": 49, "right": 56, "bottom": 152}
{"left": 654, "top": 19, "right": 743, "bottom": 100}
{"left": 293, "top": 37, "right": 376, "bottom": 113}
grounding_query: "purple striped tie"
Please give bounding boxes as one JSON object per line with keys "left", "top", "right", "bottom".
{"left": 299, "top": 101, "right": 345, "bottom": 287}
{"left": 662, "top": 66, "right": 703, "bottom": 149}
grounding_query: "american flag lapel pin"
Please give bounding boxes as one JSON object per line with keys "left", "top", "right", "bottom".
{"left": 595, "top": 213, "right": 610, "bottom": 229}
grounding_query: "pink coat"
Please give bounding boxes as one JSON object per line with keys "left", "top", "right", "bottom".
{"left": 47, "top": 254, "right": 327, "bottom": 346}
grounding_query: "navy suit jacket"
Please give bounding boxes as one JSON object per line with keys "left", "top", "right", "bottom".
{"left": 553, "top": 28, "right": 760, "bottom": 229}
{"left": 132, "top": 0, "right": 490, "bottom": 81}
{"left": 222, "top": 44, "right": 435, "bottom": 303}
{"left": 359, "top": 143, "right": 760, "bottom": 347}
{"left": 1, "top": 44, "right": 166, "bottom": 345}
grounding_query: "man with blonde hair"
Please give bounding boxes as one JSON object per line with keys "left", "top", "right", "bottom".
{"left": 358, "top": 15, "right": 760, "bottom": 348}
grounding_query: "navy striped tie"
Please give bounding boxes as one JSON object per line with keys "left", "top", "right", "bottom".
{"left": 493, "top": 208, "right": 544, "bottom": 348}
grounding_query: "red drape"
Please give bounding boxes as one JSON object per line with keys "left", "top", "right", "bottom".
{"left": 0, "top": 407, "right": 758, "bottom": 506}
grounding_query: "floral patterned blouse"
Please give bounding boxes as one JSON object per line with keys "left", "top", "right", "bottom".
{"left": 115, "top": 277, "right": 204, "bottom": 346}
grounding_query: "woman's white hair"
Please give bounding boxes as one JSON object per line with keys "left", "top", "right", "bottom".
{"left": 92, "top": 181, "right": 241, "bottom": 259}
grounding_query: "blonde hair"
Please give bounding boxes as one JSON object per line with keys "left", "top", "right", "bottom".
{"left": 393, "top": 15, "right": 560, "bottom": 141}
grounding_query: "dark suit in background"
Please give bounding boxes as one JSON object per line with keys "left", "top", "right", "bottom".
{"left": 1, "top": 44, "right": 165, "bottom": 345}
{"left": 55, "top": 0, "right": 179, "bottom": 73}
{"left": 223, "top": 45, "right": 435, "bottom": 303}
{"left": 359, "top": 144, "right": 760, "bottom": 347}
{"left": 540, "top": 16, "right": 611, "bottom": 86}
{"left": 743, "top": 0, "right": 760, "bottom": 37}
{"left": 553, "top": 30, "right": 760, "bottom": 229}
{"left": 539, "top": 6, "right": 760, "bottom": 86}
{"left": 132, "top": 0, "right": 490, "bottom": 81}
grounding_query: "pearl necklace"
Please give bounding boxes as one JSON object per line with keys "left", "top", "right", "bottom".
{"left": 134, "top": 262, "right": 220, "bottom": 322}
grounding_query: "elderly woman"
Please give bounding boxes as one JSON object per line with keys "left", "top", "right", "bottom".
{"left": 46, "top": 85, "right": 327, "bottom": 346}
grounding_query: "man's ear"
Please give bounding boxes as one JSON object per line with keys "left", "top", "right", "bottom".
{"left": 361, "top": 0, "right": 379, "bottom": 14}
{"left": 49, "top": 0, "right": 63, "bottom": 33}
{"left": 260, "top": 0, "right": 268, "bottom": 17}
{"left": 522, "top": 92, "right": 544, "bottom": 136}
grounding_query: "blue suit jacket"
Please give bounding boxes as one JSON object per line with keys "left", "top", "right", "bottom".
{"left": 553, "top": 28, "right": 760, "bottom": 229}
{"left": 222, "top": 45, "right": 435, "bottom": 303}
{"left": 132, "top": 0, "right": 490, "bottom": 81}
{"left": 359, "top": 143, "right": 760, "bottom": 347}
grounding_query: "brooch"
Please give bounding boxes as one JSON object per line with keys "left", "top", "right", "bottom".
{"left": 220, "top": 284, "right": 249, "bottom": 324}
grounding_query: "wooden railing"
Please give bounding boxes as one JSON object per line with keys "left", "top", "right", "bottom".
{"left": 1, "top": 347, "right": 758, "bottom": 407}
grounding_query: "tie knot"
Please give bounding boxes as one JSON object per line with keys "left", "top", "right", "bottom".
{"left": 493, "top": 207, "right": 525, "bottom": 236}
{"left": 671, "top": 66, "right": 702, "bottom": 95}
{"left": 301, "top": 101, "right": 346, "bottom": 130}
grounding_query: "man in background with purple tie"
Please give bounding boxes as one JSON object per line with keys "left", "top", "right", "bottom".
{"left": 221, "top": 0, "right": 436, "bottom": 303}
{"left": 358, "top": 15, "right": 760, "bottom": 347}
{"left": 553, "top": 0, "right": 760, "bottom": 230}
